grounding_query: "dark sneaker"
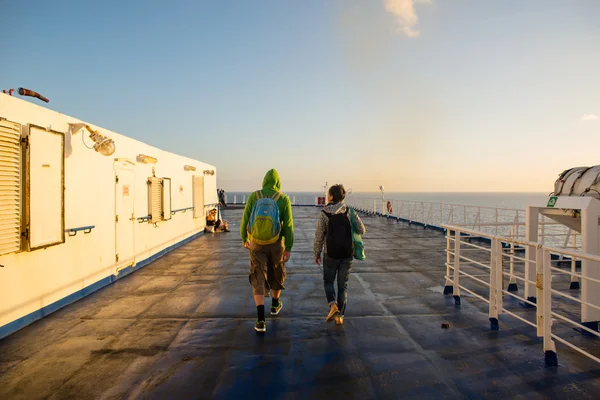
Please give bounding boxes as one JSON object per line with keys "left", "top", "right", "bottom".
{"left": 270, "top": 300, "right": 283, "bottom": 315}
{"left": 254, "top": 320, "right": 266, "bottom": 332}
{"left": 326, "top": 304, "right": 340, "bottom": 323}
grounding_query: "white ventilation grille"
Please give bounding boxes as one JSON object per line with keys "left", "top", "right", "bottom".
{"left": 0, "top": 120, "right": 21, "bottom": 255}
{"left": 148, "top": 177, "right": 163, "bottom": 223}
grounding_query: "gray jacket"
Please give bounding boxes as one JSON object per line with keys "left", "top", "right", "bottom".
{"left": 313, "top": 202, "right": 366, "bottom": 258}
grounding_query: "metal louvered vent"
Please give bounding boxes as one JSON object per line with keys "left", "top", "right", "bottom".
{"left": 148, "top": 177, "right": 163, "bottom": 223}
{"left": 0, "top": 120, "right": 22, "bottom": 255}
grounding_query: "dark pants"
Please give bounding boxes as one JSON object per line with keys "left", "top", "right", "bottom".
{"left": 323, "top": 255, "right": 352, "bottom": 316}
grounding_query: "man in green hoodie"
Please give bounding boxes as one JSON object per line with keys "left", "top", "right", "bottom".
{"left": 241, "top": 169, "right": 294, "bottom": 333}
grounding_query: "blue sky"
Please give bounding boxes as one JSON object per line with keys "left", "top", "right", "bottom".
{"left": 2, "top": 0, "right": 599, "bottom": 192}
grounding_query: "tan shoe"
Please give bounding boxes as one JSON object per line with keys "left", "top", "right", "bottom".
{"left": 326, "top": 303, "right": 340, "bottom": 323}
{"left": 335, "top": 315, "right": 344, "bottom": 325}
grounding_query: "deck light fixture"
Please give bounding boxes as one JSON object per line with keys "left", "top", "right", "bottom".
{"left": 69, "top": 123, "right": 116, "bottom": 156}
{"left": 86, "top": 126, "right": 116, "bottom": 156}
{"left": 203, "top": 169, "right": 215, "bottom": 175}
{"left": 184, "top": 165, "right": 196, "bottom": 171}
{"left": 137, "top": 154, "right": 158, "bottom": 164}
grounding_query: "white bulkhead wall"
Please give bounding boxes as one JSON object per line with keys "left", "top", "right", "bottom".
{"left": 0, "top": 94, "right": 218, "bottom": 334}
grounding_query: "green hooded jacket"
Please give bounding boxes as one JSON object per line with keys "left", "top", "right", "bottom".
{"left": 240, "top": 169, "right": 294, "bottom": 251}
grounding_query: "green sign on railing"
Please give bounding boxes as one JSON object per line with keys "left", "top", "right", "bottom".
{"left": 547, "top": 196, "right": 558, "bottom": 208}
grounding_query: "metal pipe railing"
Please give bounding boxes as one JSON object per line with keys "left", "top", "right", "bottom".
{"left": 443, "top": 224, "right": 600, "bottom": 366}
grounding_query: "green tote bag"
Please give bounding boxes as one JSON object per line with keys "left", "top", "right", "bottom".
{"left": 349, "top": 208, "right": 366, "bottom": 260}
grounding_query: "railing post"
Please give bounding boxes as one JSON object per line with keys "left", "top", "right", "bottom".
{"left": 495, "top": 239, "right": 504, "bottom": 325}
{"left": 536, "top": 246, "right": 544, "bottom": 337}
{"left": 243, "top": 195, "right": 246, "bottom": 204}
{"left": 508, "top": 226, "right": 518, "bottom": 292}
{"left": 453, "top": 229, "right": 461, "bottom": 305}
{"left": 570, "top": 234, "right": 580, "bottom": 289}
{"left": 440, "top": 203, "right": 443, "bottom": 228}
{"left": 580, "top": 207, "right": 600, "bottom": 332}
{"left": 542, "top": 249, "right": 558, "bottom": 366}
{"left": 234, "top": 195, "right": 237, "bottom": 204}
{"left": 293, "top": 195, "right": 296, "bottom": 205}
{"left": 524, "top": 206, "right": 539, "bottom": 306}
{"left": 444, "top": 229, "right": 453, "bottom": 294}
{"left": 489, "top": 238, "right": 499, "bottom": 329}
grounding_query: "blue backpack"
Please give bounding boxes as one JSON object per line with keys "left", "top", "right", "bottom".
{"left": 247, "top": 191, "right": 282, "bottom": 245}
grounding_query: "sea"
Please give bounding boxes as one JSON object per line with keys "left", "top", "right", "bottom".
{"left": 223, "top": 192, "right": 549, "bottom": 210}
{"left": 222, "top": 191, "right": 573, "bottom": 246}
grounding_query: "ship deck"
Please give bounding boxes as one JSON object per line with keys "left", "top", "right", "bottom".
{"left": 0, "top": 207, "right": 599, "bottom": 399}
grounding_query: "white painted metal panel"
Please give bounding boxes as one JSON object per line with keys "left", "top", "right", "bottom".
{"left": 29, "top": 126, "right": 64, "bottom": 249}
{"left": 0, "top": 120, "right": 21, "bottom": 255}
{"left": 193, "top": 175, "right": 204, "bottom": 218}
{"left": 148, "top": 177, "right": 162, "bottom": 223}
{"left": 162, "top": 178, "right": 172, "bottom": 220}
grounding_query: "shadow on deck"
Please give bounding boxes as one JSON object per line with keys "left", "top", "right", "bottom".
{"left": 0, "top": 207, "right": 598, "bottom": 399}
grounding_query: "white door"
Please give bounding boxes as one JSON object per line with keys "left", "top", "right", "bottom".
{"left": 28, "top": 126, "right": 65, "bottom": 250}
{"left": 115, "top": 166, "right": 135, "bottom": 269}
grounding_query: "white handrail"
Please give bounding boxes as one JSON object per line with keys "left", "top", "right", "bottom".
{"left": 442, "top": 223, "right": 600, "bottom": 366}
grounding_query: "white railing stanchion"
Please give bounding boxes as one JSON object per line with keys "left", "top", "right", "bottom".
{"left": 536, "top": 246, "right": 544, "bottom": 337}
{"left": 489, "top": 238, "right": 499, "bottom": 329}
{"left": 508, "top": 225, "right": 517, "bottom": 292}
{"left": 444, "top": 230, "right": 453, "bottom": 294}
{"left": 234, "top": 195, "right": 237, "bottom": 204}
{"left": 442, "top": 222, "right": 600, "bottom": 366}
{"left": 525, "top": 206, "right": 539, "bottom": 305}
{"left": 543, "top": 249, "right": 558, "bottom": 366}
{"left": 453, "top": 229, "right": 461, "bottom": 305}
{"left": 581, "top": 207, "right": 600, "bottom": 331}
{"left": 495, "top": 239, "right": 504, "bottom": 327}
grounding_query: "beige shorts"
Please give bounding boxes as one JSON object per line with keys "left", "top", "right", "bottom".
{"left": 249, "top": 240, "right": 287, "bottom": 295}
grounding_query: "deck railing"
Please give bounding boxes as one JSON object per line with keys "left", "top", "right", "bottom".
{"left": 226, "top": 194, "right": 580, "bottom": 249}
{"left": 224, "top": 194, "right": 323, "bottom": 207}
{"left": 443, "top": 225, "right": 600, "bottom": 366}
{"left": 346, "top": 196, "right": 580, "bottom": 250}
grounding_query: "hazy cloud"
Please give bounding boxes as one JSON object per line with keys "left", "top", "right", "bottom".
{"left": 581, "top": 114, "right": 599, "bottom": 121}
{"left": 384, "top": 0, "right": 431, "bottom": 38}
